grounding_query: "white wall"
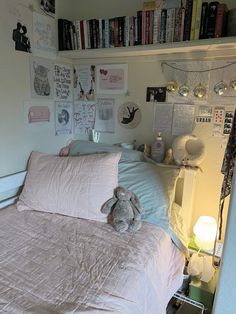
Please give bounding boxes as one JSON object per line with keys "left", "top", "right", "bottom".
{"left": 56, "top": 4, "right": 236, "bottom": 234}
{"left": 0, "top": 0, "right": 72, "bottom": 177}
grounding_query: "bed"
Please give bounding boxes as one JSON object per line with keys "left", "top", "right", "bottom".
{"left": 0, "top": 141, "right": 196, "bottom": 314}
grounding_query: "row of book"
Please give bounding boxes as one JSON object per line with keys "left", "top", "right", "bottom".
{"left": 58, "top": 1, "right": 230, "bottom": 51}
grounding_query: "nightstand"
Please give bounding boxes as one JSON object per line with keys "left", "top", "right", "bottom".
{"left": 172, "top": 247, "right": 220, "bottom": 313}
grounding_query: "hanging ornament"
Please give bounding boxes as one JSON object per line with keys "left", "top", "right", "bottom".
{"left": 166, "top": 80, "right": 178, "bottom": 93}
{"left": 193, "top": 84, "right": 207, "bottom": 98}
{"left": 214, "top": 81, "right": 228, "bottom": 96}
{"left": 178, "top": 84, "right": 190, "bottom": 97}
{"left": 229, "top": 77, "right": 236, "bottom": 91}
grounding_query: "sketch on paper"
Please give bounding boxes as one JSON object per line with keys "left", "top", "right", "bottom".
{"left": 96, "top": 64, "right": 128, "bottom": 94}
{"left": 74, "top": 65, "right": 95, "bottom": 101}
{"left": 30, "top": 56, "right": 54, "bottom": 99}
{"left": 55, "top": 102, "right": 73, "bottom": 135}
{"left": 33, "top": 12, "right": 56, "bottom": 58}
{"left": 40, "top": 0, "right": 55, "bottom": 18}
{"left": 7, "top": 2, "right": 32, "bottom": 53}
{"left": 24, "top": 101, "right": 53, "bottom": 132}
{"left": 74, "top": 101, "right": 96, "bottom": 134}
{"left": 54, "top": 64, "right": 73, "bottom": 101}
{"left": 95, "top": 98, "right": 115, "bottom": 133}
{"left": 28, "top": 106, "right": 50, "bottom": 123}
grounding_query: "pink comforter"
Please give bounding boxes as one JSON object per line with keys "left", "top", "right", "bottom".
{"left": 0, "top": 206, "right": 184, "bottom": 314}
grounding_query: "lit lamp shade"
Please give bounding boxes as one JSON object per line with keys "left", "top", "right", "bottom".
{"left": 193, "top": 216, "right": 217, "bottom": 252}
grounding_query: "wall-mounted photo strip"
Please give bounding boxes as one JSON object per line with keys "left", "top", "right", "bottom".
{"left": 33, "top": 12, "right": 56, "bottom": 58}
{"left": 2, "top": 0, "right": 33, "bottom": 53}
{"left": 55, "top": 102, "right": 73, "bottom": 135}
{"left": 96, "top": 64, "right": 128, "bottom": 94}
{"left": 74, "top": 101, "right": 96, "bottom": 134}
{"left": 74, "top": 65, "right": 96, "bottom": 102}
{"left": 30, "top": 56, "right": 54, "bottom": 99}
{"left": 54, "top": 64, "right": 73, "bottom": 102}
{"left": 40, "top": 0, "right": 55, "bottom": 18}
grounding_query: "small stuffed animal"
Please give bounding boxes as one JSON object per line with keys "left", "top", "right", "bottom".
{"left": 101, "top": 186, "right": 143, "bottom": 233}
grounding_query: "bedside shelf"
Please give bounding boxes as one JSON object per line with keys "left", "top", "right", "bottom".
{"left": 58, "top": 37, "right": 236, "bottom": 60}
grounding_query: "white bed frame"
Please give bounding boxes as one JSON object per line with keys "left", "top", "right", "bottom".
{"left": 0, "top": 168, "right": 197, "bottom": 235}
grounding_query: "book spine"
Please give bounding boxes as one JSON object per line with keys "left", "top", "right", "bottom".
{"left": 109, "top": 18, "right": 115, "bottom": 48}
{"left": 95, "top": 19, "right": 100, "bottom": 49}
{"left": 99, "top": 18, "right": 103, "bottom": 48}
{"left": 104, "top": 18, "right": 109, "bottom": 48}
{"left": 83, "top": 20, "right": 88, "bottom": 49}
{"left": 142, "top": 11, "right": 146, "bottom": 45}
{"left": 114, "top": 17, "right": 119, "bottom": 47}
{"left": 89, "top": 19, "right": 94, "bottom": 49}
{"left": 72, "top": 22, "right": 78, "bottom": 49}
{"left": 173, "top": 8, "right": 181, "bottom": 42}
{"left": 149, "top": 10, "right": 154, "bottom": 44}
{"left": 214, "top": 3, "right": 226, "bottom": 38}
{"left": 102, "top": 19, "right": 106, "bottom": 48}
{"left": 118, "top": 16, "right": 125, "bottom": 47}
{"left": 125, "top": 16, "right": 130, "bottom": 47}
{"left": 194, "top": 0, "right": 203, "bottom": 40}
{"left": 80, "top": 20, "right": 85, "bottom": 49}
{"left": 145, "top": 11, "right": 150, "bottom": 45}
{"left": 190, "top": 0, "right": 197, "bottom": 40}
{"left": 137, "top": 11, "right": 142, "bottom": 45}
{"left": 64, "top": 20, "right": 72, "bottom": 50}
{"left": 58, "top": 19, "right": 65, "bottom": 51}
{"left": 87, "top": 20, "right": 91, "bottom": 49}
{"left": 180, "top": 8, "right": 185, "bottom": 41}
{"left": 129, "top": 16, "right": 134, "bottom": 46}
{"left": 160, "top": 9, "right": 167, "bottom": 43}
{"left": 199, "top": 2, "right": 208, "bottom": 39}
{"left": 134, "top": 16, "right": 138, "bottom": 45}
{"left": 183, "top": 0, "right": 193, "bottom": 41}
{"left": 166, "top": 8, "right": 175, "bottom": 43}
{"left": 206, "top": 1, "right": 219, "bottom": 38}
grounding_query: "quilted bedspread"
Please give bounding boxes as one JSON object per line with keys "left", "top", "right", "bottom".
{"left": 0, "top": 206, "right": 184, "bottom": 314}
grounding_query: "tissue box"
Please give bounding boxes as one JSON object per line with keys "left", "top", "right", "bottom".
{"left": 189, "top": 270, "right": 219, "bottom": 309}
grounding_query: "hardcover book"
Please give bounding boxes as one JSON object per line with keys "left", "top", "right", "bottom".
{"left": 199, "top": 2, "right": 208, "bottom": 39}
{"left": 214, "top": 3, "right": 228, "bottom": 38}
{"left": 183, "top": 0, "right": 193, "bottom": 41}
{"left": 206, "top": 1, "right": 219, "bottom": 38}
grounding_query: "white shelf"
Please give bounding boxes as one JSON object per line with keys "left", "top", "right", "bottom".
{"left": 58, "top": 37, "right": 236, "bottom": 60}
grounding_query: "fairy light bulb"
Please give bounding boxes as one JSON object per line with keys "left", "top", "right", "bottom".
{"left": 214, "top": 81, "right": 228, "bottom": 96}
{"left": 166, "top": 80, "right": 178, "bottom": 93}
{"left": 193, "top": 83, "right": 207, "bottom": 98}
{"left": 178, "top": 84, "right": 190, "bottom": 97}
{"left": 230, "top": 77, "right": 236, "bottom": 91}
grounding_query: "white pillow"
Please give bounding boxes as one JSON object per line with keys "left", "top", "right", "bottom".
{"left": 17, "top": 151, "right": 121, "bottom": 222}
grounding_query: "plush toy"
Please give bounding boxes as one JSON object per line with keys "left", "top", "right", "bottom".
{"left": 101, "top": 186, "right": 143, "bottom": 233}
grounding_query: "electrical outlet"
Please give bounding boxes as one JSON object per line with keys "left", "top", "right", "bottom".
{"left": 215, "top": 242, "right": 223, "bottom": 258}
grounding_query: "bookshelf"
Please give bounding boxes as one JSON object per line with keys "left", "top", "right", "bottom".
{"left": 58, "top": 36, "right": 236, "bottom": 60}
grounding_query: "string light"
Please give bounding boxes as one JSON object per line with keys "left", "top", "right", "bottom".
{"left": 162, "top": 61, "right": 236, "bottom": 98}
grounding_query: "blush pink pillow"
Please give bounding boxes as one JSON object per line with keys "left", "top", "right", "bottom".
{"left": 17, "top": 151, "right": 121, "bottom": 222}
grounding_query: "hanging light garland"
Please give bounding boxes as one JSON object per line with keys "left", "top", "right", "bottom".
{"left": 162, "top": 61, "right": 236, "bottom": 98}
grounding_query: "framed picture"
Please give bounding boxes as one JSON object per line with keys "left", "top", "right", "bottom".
{"left": 96, "top": 64, "right": 128, "bottom": 94}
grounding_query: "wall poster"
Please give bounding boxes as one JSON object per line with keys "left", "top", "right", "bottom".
{"left": 24, "top": 101, "right": 53, "bottom": 132}
{"left": 95, "top": 98, "right": 115, "bottom": 133}
{"left": 118, "top": 102, "right": 141, "bottom": 129}
{"left": 30, "top": 56, "right": 54, "bottom": 99}
{"left": 73, "top": 64, "right": 95, "bottom": 101}
{"left": 33, "top": 12, "right": 56, "bottom": 58}
{"left": 74, "top": 101, "right": 96, "bottom": 134}
{"left": 55, "top": 102, "right": 73, "bottom": 135}
{"left": 54, "top": 64, "right": 73, "bottom": 101}
{"left": 96, "top": 64, "right": 128, "bottom": 94}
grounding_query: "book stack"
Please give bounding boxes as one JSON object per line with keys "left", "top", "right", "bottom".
{"left": 58, "top": 1, "right": 231, "bottom": 51}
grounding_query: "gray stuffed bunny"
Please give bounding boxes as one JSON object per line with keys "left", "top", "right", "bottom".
{"left": 101, "top": 186, "right": 143, "bottom": 233}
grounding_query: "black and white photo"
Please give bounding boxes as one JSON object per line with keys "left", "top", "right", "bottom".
{"left": 40, "top": 0, "right": 55, "bottom": 18}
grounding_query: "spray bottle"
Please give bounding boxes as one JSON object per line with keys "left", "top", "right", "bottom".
{"left": 151, "top": 133, "right": 165, "bottom": 163}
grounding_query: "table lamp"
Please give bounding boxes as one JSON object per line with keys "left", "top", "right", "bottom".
{"left": 193, "top": 216, "right": 217, "bottom": 253}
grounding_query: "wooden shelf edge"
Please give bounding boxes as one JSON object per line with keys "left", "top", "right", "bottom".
{"left": 57, "top": 37, "right": 236, "bottom": 60}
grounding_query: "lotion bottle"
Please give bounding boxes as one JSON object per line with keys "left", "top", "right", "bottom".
{"left": 151, "top": 133, "right": 165, "bottom": 163}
